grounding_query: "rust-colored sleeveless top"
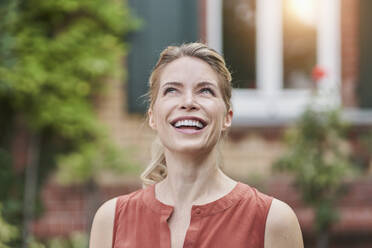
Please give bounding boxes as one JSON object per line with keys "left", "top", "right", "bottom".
{"left": 112, "top": 182, "right": 273, "bottom": 248}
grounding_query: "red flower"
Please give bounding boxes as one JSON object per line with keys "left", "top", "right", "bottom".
{"left": 311, "top": 66, "right": 327, "bottom": 82}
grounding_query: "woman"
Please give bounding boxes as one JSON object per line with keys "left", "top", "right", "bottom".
{"left": 89, "top": 43, "right": 303, "bottom": 248}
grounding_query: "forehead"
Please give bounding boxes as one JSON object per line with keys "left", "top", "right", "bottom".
{"left": 159, "top": 56, "right": 220, "bottom": 86}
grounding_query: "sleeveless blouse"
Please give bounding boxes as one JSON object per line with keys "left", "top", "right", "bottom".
{"left": 112, "top": 182, "right": 273, "bottom": 248}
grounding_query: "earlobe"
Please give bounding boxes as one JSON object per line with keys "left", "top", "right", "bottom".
{"left": 148, "top": 110, "right": 157, "bottom": 130}
{"left": 222, "top": 109, "right": 233, "bottom": 130}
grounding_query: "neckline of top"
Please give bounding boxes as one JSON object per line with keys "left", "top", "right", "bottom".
{"left": 142, "top": 181, "right": 247, "bottom": 217}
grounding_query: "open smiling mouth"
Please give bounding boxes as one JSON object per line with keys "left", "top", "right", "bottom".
{"left": 170, "top": 119, "right": 207, "bottom": 132}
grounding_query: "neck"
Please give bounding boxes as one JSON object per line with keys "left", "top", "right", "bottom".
{"left": 156, "top": 147, "right": 236, "bottom": 207}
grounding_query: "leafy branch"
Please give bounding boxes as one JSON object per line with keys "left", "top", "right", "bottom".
{"left": 274, "top": 108, "right": 357, "bottom": 244}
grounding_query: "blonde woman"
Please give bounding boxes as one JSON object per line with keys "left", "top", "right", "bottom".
{"left": 89, "top": 43, "right": 303, "bottom": 248}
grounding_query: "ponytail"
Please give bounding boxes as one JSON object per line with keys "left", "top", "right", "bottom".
{"left": 140, "top": 137, "right": 167, "bottom": 187}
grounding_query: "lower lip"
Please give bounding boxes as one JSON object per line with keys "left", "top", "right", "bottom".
{"left": 172, "top": 126, "right": 205, "bottom": 134}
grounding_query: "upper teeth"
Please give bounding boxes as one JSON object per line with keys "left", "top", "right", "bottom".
{"left": 174, "top": 119, "right": 204, "bottom": 128}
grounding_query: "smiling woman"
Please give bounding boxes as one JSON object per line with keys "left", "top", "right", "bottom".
{"left": 89, "top": 43, "right": 304, "bottom": 248}
{"left": 147, "top": 55, "right": 232, "bottom": 177}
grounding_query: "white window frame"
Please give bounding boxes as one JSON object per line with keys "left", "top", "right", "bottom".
{"left": 206, "top": 0, "right": 341, "bottom": 126}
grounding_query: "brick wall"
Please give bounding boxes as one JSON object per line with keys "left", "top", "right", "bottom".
{"left": 94, "top": 74, "right": 156, "bottom": 173}
{"left": 32, "top": 179, "right": 141, "bottom": 238}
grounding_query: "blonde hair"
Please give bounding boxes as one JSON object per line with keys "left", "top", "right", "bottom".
{"left": 141, "top": 42, "right": 232, "bottom": 186}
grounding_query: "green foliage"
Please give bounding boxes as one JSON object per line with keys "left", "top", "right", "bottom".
{"left": 0, "top": 0, "right": 139, "bottom": 243}
{"left": 274, "top": 108, "right": 357, "bottom": 233}
{"left": 357, "top": 129, "right": 372, "bottom": 172}
{"left": 360, "top": 130, "right": 372, "bottom": 154}
{"left": 56, "top": 136, "right": 140, "bottom": 185}
{"left": 45, "top": 232, "right": 88, "bottom": 248}
{"left": 0, "top": 0, "right": 139, "bottom": 132}
{"left": 25, "top": 232, "right": 88, "bottom": 248}
{"left": 0, "top": 0, "right": 139, "bottom": 180}
{"left": 0, "top": 148, "right": 25, "bottom": 248}
{"left": 0, "top": 203, "right": 18, "bottom": 248}
{"left": 27, "top": 237, "right": 46, "bottom": 248}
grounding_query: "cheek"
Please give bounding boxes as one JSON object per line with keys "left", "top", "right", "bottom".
{"left": 204, "top": 100, "right": 226, "bottom": 119}
{"left": 152, "top": 100, "right": 172, "bottom": 126}
{"left": 153, "top": 110, "right": 164, "bottom": 127}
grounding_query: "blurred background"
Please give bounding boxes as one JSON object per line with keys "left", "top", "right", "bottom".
{"left": 0, "top": 0, "right": 371, "bottom": 247}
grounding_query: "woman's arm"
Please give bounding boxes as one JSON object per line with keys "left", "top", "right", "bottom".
{"left": 89, "top": 198, "right": 117, "bottom": 248}
{"left": 264, "top": 198, "right": 304, "bottom": 248}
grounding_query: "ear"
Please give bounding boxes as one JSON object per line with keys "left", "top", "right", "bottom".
{"left": 148, "top": 109, "right": 157, "bottom": 130}
{"left": 222, "top": 109, "right": 233, "bottom": 130}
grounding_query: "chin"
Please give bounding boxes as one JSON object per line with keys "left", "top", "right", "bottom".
{"left": 165, "top": 140, "right": 216, "bottom": 155}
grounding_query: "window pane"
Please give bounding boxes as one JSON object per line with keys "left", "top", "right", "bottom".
{"left": 223, "top": 0, "right": 256, "bottom": 89}
{"left": 283, "top": 0, "right": 317, "bottom": 89}
{"left": 127, "top": 0, "right": 198, "bottom": 113}
{"left": 358, "top": 0, "right": 372, "bottom": 108}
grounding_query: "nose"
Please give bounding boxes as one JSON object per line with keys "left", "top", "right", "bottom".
{"left": 180, "top": 91, "right": 198, "bottom": 111}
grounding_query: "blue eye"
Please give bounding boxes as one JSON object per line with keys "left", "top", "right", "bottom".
{"left": 200, "top": 87, "right": 215, "bottom": 96}
{"left": 164, "top": 87, "right": 177, "bottom": 95}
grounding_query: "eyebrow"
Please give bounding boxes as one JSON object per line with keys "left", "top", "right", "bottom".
{"left": 161, "top": 82, "right": 183, "bottom": 88}
{"left": 197, "top": 81, "right": 218, "bottom": 89}
{"left": 161, "top": 81, "right": 218, "bottom": 89}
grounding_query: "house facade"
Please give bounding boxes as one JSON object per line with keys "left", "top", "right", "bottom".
{"left": 32, "top": 0, "right": 372, "bottom": 246}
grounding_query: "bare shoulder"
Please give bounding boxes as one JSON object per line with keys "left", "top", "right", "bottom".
{"left": 264, "top": 198, "right": 304, "bottom": 248}
{"left": 89, "top": 198, "right": 118, "bottom": 248}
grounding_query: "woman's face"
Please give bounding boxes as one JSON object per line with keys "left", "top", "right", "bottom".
{"left": 148, "top": 56, "right": 233, "bottom": 154}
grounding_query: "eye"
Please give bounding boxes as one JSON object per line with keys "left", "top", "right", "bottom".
{"left": 164, "top": 87, "right": 177, "bottom": 95}
{"left": 199, "top": 87, "right": 215, "bottom": 96}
